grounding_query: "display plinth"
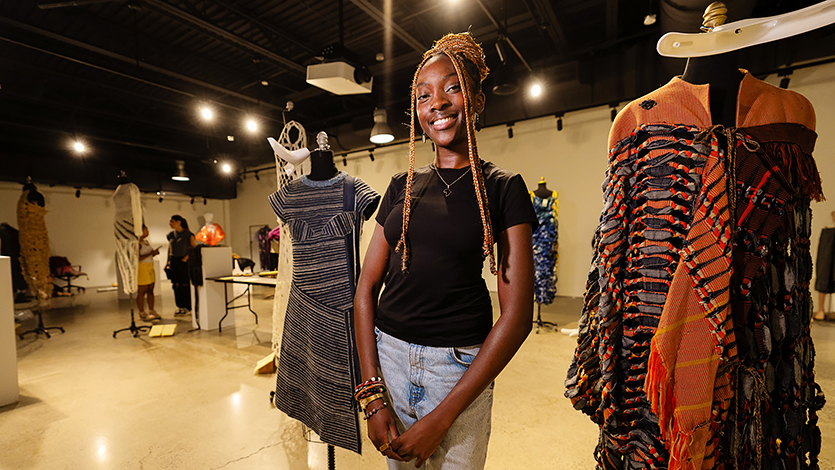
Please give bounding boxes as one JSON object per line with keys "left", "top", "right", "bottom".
{"left": 195, "top": 246, "right": 234, "bottom": 331}
{"left": 0, "top": 257, "right": 20, "bottom": 406}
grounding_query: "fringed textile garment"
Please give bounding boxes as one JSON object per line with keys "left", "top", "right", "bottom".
{"left": 531, "top": 190, "right": 559, "bottom": 304}
{"left": 113, "top": 183, "right": 143, "bottom": 295}
{"left": 566, "top": 71, "right": 825, "bottom": 470}
{"left": 17, "top": 195, "right": 53, "bottom": 306}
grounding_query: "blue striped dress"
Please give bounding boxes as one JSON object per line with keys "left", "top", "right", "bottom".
{"left": 268, "top": 171, "right": 380, "bottom": 454}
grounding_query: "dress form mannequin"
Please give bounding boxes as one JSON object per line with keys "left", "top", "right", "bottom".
{"left": 680, "top": 52, "right": 742, "bottom": 126}
{"left": 533, "top": 177, "right": 553, "bottom": 198}
{"left": 307, "top": 132, "right": 338, "bottom": 181}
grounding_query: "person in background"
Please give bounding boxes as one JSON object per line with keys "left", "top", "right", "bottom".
{"left": 137, "top": 224, "right": 160, "bottom": 321}
{"left": 166, "top": 215, "right": 195, "bottom": 315}
{"left": 354, "top": 32, "right": 536, "bottom": 469}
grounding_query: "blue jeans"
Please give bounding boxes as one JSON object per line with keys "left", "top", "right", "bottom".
{"left": 375, "top": 327, "right": 493, "bottom": 470}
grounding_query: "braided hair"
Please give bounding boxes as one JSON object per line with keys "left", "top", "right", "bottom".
{"left": 395, "top": 32, "right": 496, "bottom": 274}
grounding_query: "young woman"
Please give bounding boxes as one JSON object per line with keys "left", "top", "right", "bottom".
{"left": 137, "top": 224, "right": 161, "bottom": 321}
{"left": 354, "top": 33, "right": 536, "bottom": 469}
{"left": 165, "top": 215, "right": 195, "bottom": 315}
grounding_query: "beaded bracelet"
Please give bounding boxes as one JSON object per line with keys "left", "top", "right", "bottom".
{"left": 364, "top": 401, "right": 388, "bottom": 420}
{"left": 355, "top": 385, "right": 386, "bottom": 401}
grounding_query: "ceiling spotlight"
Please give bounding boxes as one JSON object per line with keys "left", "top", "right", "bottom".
{"left": 611, "top": 107, "right": 618, "bottom": 122}
{"left": 530, "top": 83, "right": 542, "bottom": 97}
{"left": 507, "top": 123, "right": 514, "bottom": 139}
{"left": 190, "top": 197, "right": 195, "bottom": 204}
{"left": 370, "top": 108, "right": 394, "bottom": 144}
{"left": 203, "top": 198, "right": 207, "bottom": 205}
{"left": 75, "top": 189, "right": 81, "bottom": 198}
{"left": 200, "top": 106, "right": 213, "bottom": 120}
{"left": 159, "top": 197, "right": 163, "bottom": 203}
{"left": 172, "top": 160, "right": 190, "bottom": 182}
{"left": 73, "top": 141, "right": 85, "bottom": 153}
{"left": 369, "top": 151, "right": 375, "bottom": 162}
{"left": 222, "top": 163, "right": 232, "bottom": 173}
{"left": 376, "top": 53, "right": 385, "bottom": 62}
{"left": 557, "top": 116, "right": 563, "bottom": 131}
{"left": 227, "top": 135, "right": 235, "bottom": 142}
{"left": 246, "top": 119, "right": 257, "bottom": 132}
{"left": 261, "top": 80, "right": 269, "bottom": 86}
{"left": 343, "top": 156, "right": 348, "bottom": 166}
{"left": 255, "top": 171, "right": 260, "bottom": 181}
{"left": 644, "top": 14, "right": 657, "bottom": 26}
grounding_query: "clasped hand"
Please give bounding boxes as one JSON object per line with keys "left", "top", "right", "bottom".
{"left": 369, "top": 409, "right": 449, "bottom": 468}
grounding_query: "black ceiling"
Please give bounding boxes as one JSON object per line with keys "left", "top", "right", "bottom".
{"left": 1, "top": 0, "right": 832, "bottom": 198}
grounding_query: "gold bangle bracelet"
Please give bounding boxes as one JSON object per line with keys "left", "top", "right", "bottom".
{"left": 359, "top": 393, "right": 384, "bottom": 411}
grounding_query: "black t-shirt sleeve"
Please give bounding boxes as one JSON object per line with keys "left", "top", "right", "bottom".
{"left": 492, "top": 172, "right": 538, "bottom": 234}
{"left": 375, "top": 173, "right": 405, "bottom": 227}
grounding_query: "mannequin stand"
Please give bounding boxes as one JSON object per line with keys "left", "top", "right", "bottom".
{"left": 18, "top": 305, "right": 65, "bottom": 339}
{"left": 113, "top": 293, "right": 151, "bottom": 338}
{"left": 533, "top": 303, "right": 557, "bottom": 333}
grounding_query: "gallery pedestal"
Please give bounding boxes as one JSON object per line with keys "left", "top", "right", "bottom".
{"left": 0, "top": 256, "right": 20, "bottom": 406}
{"left": 193, "top": 246, "right": 234, "bottom": 331}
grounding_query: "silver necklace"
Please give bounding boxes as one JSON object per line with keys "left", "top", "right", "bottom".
{"left": 431, "top": 164, "right": 472, "bottom": 197}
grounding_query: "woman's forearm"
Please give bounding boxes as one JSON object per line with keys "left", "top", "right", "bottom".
{"left": 354, "top": 224, "right": 391, "bottom": 380}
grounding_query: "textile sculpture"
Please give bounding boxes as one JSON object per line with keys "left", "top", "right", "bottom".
{"left": 195, "top": 223, "right": 225, "bottom": 246}
{"left": 531, "top": 190, "right": 559, "bottom": 304}
{"left": 271, "top": 121, "right": 308, "bottom": 354}
{"left": 269, "top": 172, "right": 379, "bottom": 453}
{"left": 113, "top": 183, "right": 143, "bottom": 295}
{"left": 565, "top": 72, "right": 825, "bottom": 470}
{"left": 17, "top": 194, "right": 52, "bottom": 306}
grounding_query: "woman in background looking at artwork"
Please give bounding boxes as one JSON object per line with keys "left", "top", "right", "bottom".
{"left": 137, "top": 224, "right": 161, "bottom": 321}
{"left": 166, "top": 215, "right": 195, "bottom": 315}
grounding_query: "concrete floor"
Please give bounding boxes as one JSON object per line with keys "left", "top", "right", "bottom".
{"left": 1, "top": 284, "right": 833, "bottom": 470}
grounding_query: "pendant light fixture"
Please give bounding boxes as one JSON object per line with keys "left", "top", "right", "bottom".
{"left": 172, "top": 160, "right": 190, "bottom": 181}
{"left": 370, "top": 108, "right": 394, "bottom": 144}
{"left": 492, "top": 38, "right": 518, "bottom": 95}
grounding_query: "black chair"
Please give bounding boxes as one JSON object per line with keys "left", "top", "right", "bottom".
{"left": 50, "top": 256, "right": 88, "bottom": 294}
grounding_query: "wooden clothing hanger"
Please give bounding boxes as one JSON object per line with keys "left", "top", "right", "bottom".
{"left": 658, "top": 0, "right": 835, "bottom": 58}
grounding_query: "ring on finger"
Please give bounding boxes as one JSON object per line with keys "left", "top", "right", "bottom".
{"left": 378, "top": 442, "right": 390, "bottom": 453}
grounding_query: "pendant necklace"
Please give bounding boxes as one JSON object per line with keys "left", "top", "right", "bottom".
{"left": 431, "top": 164, "right": 472, "bottom": 197}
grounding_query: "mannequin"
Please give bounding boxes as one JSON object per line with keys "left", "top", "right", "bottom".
{"left": 533, "top": 177, "right": 553, "bottom": 198}
{"left": 566, "top": 3, "right": 825, "bottom": 469}
{"left": 307, "top": 131, "right": 338, "bottom": 181}
{"left": 529, "top": 177, "right": 559, "bottom": 331}
{"left": 680, "top": 52, "right": 742, "bottom": 126}
{"left": 268, "top": 131, "right": 380, "bottom": 453}
{"left": 814, "top": 210, "right": 835, "bottom": 320}
{"left": 22, "top": 178, "right": 45, "bottom": 207}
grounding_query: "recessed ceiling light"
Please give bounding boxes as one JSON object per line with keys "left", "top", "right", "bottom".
{"left": 530, "top": 84, "right": 542, "bottom": 97}
{"left": 644, "top": 14, "right": 657, "bottom": 25}
{"left": 201, "top": 107, "right": 213, "bottom": 120}
{"left": 222, "top": 163, "right": 231, "bottom": 173}
{"left": 261, "top": 80, "right": 269, "bottom": 86}
{"left": 73, "top": 141, "right": 85, "bottom": 152}
{"left": 246, "top": 119, "right": 257, "bottom": 132}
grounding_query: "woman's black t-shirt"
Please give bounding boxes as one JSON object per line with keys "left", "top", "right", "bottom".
{"left": 375, "top": 162, "right": 537, "bottom": 347}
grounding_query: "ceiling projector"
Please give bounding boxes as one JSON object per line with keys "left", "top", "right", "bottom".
{"left": 306, "top": 61, "right": 373, "bottom": 95}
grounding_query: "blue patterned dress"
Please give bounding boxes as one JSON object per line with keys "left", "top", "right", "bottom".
{"left": 530, "top": 191, "right": 558, "bottom": 304}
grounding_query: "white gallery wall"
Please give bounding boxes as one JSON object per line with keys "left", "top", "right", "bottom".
{"left": 2, "top": 64, "right": 832, "bottom": 299}
{"left": 0, "top": 183, "right": 229, "bottom": 288}
{"left": 229, "top": 62, "right": 835, "bottom": 299}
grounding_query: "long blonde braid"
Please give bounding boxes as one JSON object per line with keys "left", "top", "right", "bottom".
{"left": 395, "top": 32, "right": 496, "bottom": 274}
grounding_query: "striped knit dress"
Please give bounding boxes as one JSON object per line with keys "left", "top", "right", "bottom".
{"left": 566, "top": 72, "right": 824, "bottom": 470}
{"left": 268, "top": 171, "right": 380, "bottom": 454}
